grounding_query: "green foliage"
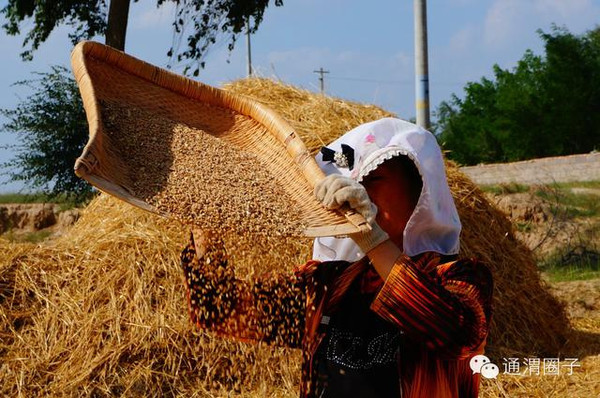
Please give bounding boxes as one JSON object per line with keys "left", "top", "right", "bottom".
{"left": 558, "top": 180, "right": 600, "bottom": 190}
{"left": 2, "top": 229, "right": 54, "bottom": 243}
{"left": 1, "top": 0, "right": 108, "bottom": 60}
{"left": 0, "top": 192, "right": 56, "bottom": 204}
{"left": 0, "top": 66, "right": 93, "bottom": 203}
{"left": 542, "top": 265, "right": 600, "bottom": 282}
{"left": 535, "top": 183, "right": 600, "bottom": 281}
{"left": 535, "top": 185, "right": 600, "bottom": 219}
{"left": 1, "top": 0, "right": 284, "bottom": 73}
{"left": 516, "top": 221, "right": 533, "bottom": 233}
{"left": 0, "top": 191, "right": 93, "bottom": 209}
{"left": 541, "top": 245, "right": 600, "bottom": 282}
{"left": 480, "top": 182, "right": 530, "bottom": 195}
{"left": 162, "top": 0, "right": 283, "bottom": 76}
{"left": 23, "top": 230, "right": 53, "bottom": 243}
{"left": 436, "top": 26, "right": 600, "bottom": 165}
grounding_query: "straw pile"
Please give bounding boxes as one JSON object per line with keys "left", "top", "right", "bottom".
{"left": 0, "top": 196, "right": 303, "bottom": 396}
{"left": 2, "top": 77, "right": 595, "bottom": 397}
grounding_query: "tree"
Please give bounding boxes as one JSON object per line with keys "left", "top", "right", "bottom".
{"left": 106, "top": 0, "right": 132, "bottom": 50}
{"left": 435, "top": 26, "right": 600, "bottom": 165}
{"left": 1, "top": 66, "right": 92, "bottom": 201}
{"left": 163, "top": 0, "right": 283, "bottom": 75}
{"left": 1, "top": 0, "right": 108, "bottom": 59}
{"left": 1, "top": 0, "right": 284, "bottom": 74}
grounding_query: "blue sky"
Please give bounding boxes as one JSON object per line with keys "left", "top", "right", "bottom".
{"left": 1, "top": 0, "right": 599, "bottom": 192}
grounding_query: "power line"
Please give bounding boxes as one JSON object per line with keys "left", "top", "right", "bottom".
{"left": 328, "top": 76, "right": 412, "bottom": 85}
{"left": 327, "top": 75, "right": 463, "bottom": 86}
{"left": 313, "top": 67, "right": 330, "bottom": 94}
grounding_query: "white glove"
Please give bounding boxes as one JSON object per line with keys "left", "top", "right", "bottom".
{"left": 314, "top": 174, "right": 389, "bottom": 253}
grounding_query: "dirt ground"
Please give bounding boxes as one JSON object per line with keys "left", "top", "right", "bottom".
{"left": 474, "top": 186, "right": 600, "bottom": 397}
{"left": 484, "top": 186, "right": 600, "bottom": 261}
{"left": 550, "top": 279, "right": 600, "bottom": 319}
{"left": 0, "top": 203, "right": 80, "bottom": 240}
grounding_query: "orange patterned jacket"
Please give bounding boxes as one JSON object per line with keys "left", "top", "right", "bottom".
{"left": 181, "top": 233, "right": 493, "bottom": 398}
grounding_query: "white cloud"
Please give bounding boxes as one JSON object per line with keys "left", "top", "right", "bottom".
{"left": 483, "top": 0, "right": 524, "bottom": 49}
{"left": 483, "top": 0, "right": 600, "bottom": 51}
{"left": 448, "top": 25, "right": 476, "bottom": 54}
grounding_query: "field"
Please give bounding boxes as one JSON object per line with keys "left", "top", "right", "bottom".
{"left": 483, "top": 181, "right": 600, "bottom": 282}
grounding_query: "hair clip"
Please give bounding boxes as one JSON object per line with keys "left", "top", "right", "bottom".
{"left": 320, "top": 144, "right": 355, "bottom": 170}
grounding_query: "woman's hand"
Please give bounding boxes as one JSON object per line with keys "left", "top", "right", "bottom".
{"left": 315, "top": 174, "right": 376, "bottom": 222}
{"left": 314, "top": 174, "right": 389, "bottom": 254}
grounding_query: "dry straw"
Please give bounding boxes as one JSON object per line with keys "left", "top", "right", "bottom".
{"left": 1, "top": 76, "right": 598, "bottom": 397}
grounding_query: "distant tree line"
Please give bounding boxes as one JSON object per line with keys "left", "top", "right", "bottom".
{"left": 1, "top": 67, "right": 90, "bottom": 202}
{"left": 435, "top": 26, "right": 600, "bottom": 165}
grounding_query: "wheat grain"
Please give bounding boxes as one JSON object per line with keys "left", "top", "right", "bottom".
{"left": 102, "top": 103, "right": 306, "bottom": 237}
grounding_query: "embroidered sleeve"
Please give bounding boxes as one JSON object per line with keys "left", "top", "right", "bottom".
{"left": 370, "top": 253, "right": 493, "bottom": 358}
{"left": 180, "top": 232, "right": 307, "bottom": 348}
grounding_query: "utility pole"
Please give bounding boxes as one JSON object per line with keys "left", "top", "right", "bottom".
{"left": 313, "top": 67, "right": 330, "bottom": 94}
{"left": 414, "top": 0, "right": 431, "bottom": 129}
{"left": 246, "top": 18, "right": 252, "bottom": 77}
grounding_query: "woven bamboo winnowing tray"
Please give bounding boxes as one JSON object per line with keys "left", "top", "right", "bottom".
{"left": 71, "top": 41, "right": 369, "bottom": 237}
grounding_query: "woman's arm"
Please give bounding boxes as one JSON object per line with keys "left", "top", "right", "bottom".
{"left": 364, "top": 240, "right": 401, "bottom": 280}
{"left": 369, "top": 251, "right": 493, "bottom": 359}
{"left": 180, "top": 230, "right": 307, "bottom": 348}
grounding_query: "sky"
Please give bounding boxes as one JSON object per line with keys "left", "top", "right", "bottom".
{"left": 1, "top": 0, "right": 599, "bottom": 192}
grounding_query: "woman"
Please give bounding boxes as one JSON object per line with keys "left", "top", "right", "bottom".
{"left": 181, "top": 118, "right": 493, "bottom": 397}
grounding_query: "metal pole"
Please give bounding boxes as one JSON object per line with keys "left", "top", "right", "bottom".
{"left": 246, "top": 18, "right": 252, "bottom": 77}
{"left": 414, "top": 0, "right": 430, "bottom": 129}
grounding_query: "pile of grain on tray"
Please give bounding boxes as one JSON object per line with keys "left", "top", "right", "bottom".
{"left": 101, "top": 102, "right": 306, "bottom": 237}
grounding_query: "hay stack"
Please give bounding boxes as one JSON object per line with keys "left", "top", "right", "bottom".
{"left": 223, "top": 78, "right": 396, "bottom": 154}
{"left": 1, "top": 77, "right": 573, "bottom": 396}
{"left": 0, "top": 195, "right": 301, "bottom": 396}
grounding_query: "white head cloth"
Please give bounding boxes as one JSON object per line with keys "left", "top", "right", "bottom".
{"left": 312, "top": 117, "right": 462, "bottom": 262}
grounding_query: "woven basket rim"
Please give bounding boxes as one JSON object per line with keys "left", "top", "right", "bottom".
{"left": 70, "top": 41, "right": 369, "bottom": 237}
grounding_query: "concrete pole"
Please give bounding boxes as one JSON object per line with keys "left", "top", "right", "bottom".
{"left": 414, "top": 0, "right": 431, "bottom": 129}
{"left": 246, "top": 18, "right": 252, "bottom": 77}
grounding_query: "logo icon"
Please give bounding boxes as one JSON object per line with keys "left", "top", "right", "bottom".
{"left": 480, "top": 363, "right": 500, "bottom": 379}
{"left": 469, "top": 354, "right": 499, "bottom": 379}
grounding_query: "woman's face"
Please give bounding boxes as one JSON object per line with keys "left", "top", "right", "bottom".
{"left": 360, "top": 156, "right": 422, "bottom": 247}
